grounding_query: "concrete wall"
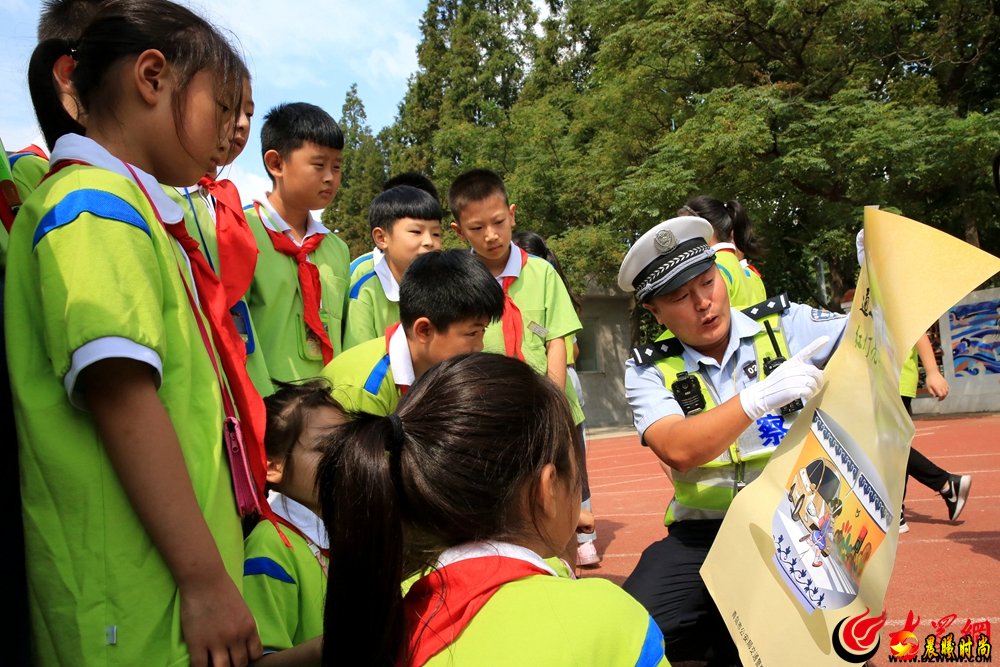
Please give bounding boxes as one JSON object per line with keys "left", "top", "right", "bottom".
{"left": 575, "top": 288, "right": 634, "bottom": 428}
{"left": 913, "top": 286, "right": 1000, "bottom": 416}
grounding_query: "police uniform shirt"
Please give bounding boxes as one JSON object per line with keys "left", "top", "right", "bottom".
{"left": 625, "top": 303, "right": 848, "bottom": 441}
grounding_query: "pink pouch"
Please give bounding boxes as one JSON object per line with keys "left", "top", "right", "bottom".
{"left": 223, "top": 416, "right": 260, "bottom": 518}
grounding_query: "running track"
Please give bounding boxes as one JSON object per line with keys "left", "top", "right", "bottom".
{"left": 580, "top": 413, "right": 999, "bottom": 665}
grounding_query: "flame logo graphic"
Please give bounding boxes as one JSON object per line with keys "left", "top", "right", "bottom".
{"left": 887, "top": 611, "right": 921, "bottom": 661}
{"left": 832, "top": 608, "right": 887, "bottom": 663}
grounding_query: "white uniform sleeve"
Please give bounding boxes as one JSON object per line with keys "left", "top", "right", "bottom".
{"left": 782, "top": 303, "right": 849, "bottom": 367}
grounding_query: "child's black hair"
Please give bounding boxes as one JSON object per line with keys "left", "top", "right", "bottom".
{"left": 447, "top": 168, "right": 508, "bottom": 221}
{"left": 368, "top": 185, "right": 443, "bottom": 233}
{"left": 398, "top": 249, "right": 504, "bottom": 332}
{"left": 383, "top": 171, "right": 439, "bottom": 202}
{"left": 682, "top": 195, "right": 764, "bottom": 259}
{"left": 260, "top": 102, "right": 344, "bottom": 175}
{"left": 28, "top": 0, "right": 247, "bottom": 151}
{"left": 38, "top": 0, "right": 106, "bottom": 41}
{"left": 317, "top": 352, "right": 580, "bottom": 667}
{"left": 512, "top": 230, "right": 582, "bottom": 315}
{"left": 263, "top": 378, "right": 343, "bottom": 487}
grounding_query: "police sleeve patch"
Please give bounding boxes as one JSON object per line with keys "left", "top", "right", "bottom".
{"left": 810, "top": 308, "right": 844, "bottom": 322}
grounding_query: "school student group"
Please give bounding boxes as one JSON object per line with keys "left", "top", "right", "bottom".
{"left": 4, "top": 1, "right": 971, "bottom": 666}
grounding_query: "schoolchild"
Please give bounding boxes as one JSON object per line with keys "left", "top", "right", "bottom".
{"left": 348, "top": 171, "right": 440, "bottom": 284}
{"left": 322, "top": 249, "right": 504, "bottom": 416}
{"left": 243, "top": 379, "right": 345, "bottom": 655}
{"left": 343, "top": 185, "right": 443, "bottom": 349}
{"left": 7, "top": 1, "right": 264, "bottom": 663}
{"left": 681, "top": 196, "right": 767, "bottom": 307}
{"left": 317, "top": 352, "right": 669, "bottom": 667}
{"left": 512, "top": 229, "right": 600, "bottom": 568}
{"left": 448, "top": 169, "right": 582, "bottom": 391}
{"left": 2, "top": 0, "right": 108, "bottom": 261}
{"left": 618, "top": 215, "right": 847, "bottom": 664}
{"left": 244, "top": 102, "right": 350, "bottom": 383}
{"left": 166, "top": 78, "right": 274, "bottom": 395}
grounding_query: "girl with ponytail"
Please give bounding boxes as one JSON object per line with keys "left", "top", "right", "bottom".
{"left": 7, "top": 1, "right": 263, "bottom": 664}
{"left": 316, "top": 353, "right": 667, "bottom": 667}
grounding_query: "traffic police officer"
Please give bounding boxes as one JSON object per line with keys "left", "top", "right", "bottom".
{"left": 618, "top": 216, "right": 848, "bottom": 665}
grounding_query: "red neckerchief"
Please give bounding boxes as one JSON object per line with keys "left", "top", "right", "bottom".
{"left": 384, "top": 322, "right": 409, "bottom": 395}
{"left": 16, "top": 144, "right": 48, "bottom": 159}
{"left": 746, "top": 262, "right": 763, "bottom": 278}
{"left": 197, "top": 176, "right": 258, "bottom": 308}
{"left": 715, "top": 247, "right": 737, "bottom": 255}
{"left": 255, "top": 202, "right": 334, "bottom": 364}
{"left": 159, "top": 216, "right": 270, "bottom": 516}
{"left": 401, "top": 556, "right": 550, "bottom": 667}
{"left": 499, "top": 246, "right": 529, "bottom": 361}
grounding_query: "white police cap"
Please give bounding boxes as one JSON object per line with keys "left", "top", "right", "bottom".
{"left": 618, "top": 216, "right": 716, "bottom": 303}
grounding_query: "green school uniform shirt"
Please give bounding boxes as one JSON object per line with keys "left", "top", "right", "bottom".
{"left": 166, "top": 185, "right": 274, "bottom": 396}
{"left": 421, "top": 574, "right": 666, "bottom": 666}
{"left": 744, "top": 262, "right": 767, "bottom": 304}
{"left": 349, "top": 249, "right": 376, "bottom": 282}
{"left": 714, "top": 246, "right": 755, "bottom": 310}
{"left": 2, "top": 151, "right": 49, "bottom": 269}
{"left": 245, "top": 198, "right": 350, "bottom": 384}
{"left": 900, "top": 347, "right": 920, "bottom": 398}
{"left": 243, "top": 518, "right": 326, "bottom": 652}
{"left": 344, "top": 263, "right": 400, "bottom": 350}
{"left": 5, "top": 135, "right": 243, "bottom": 666}
{"left": 321, "top": 333, "right": 403, "bottom": 416}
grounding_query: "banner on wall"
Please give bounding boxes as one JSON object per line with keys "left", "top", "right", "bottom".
{"left": 701, "top": 209, "right": 1000, "bottom": 666}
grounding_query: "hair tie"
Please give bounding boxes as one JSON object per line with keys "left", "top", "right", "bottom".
{"left": 386, "top": 413, "right": 405, "bottom": 455}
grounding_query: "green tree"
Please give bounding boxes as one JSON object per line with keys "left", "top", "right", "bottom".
{"left": 324, "top": 84, "right": 388, "bottom": 260}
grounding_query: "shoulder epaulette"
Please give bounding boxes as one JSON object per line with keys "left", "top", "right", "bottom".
{"left": 630, "top": 336, "right": 685, "bottom": 365}
{"left": 742, "top": 293, "right": 790, "bottom": 320}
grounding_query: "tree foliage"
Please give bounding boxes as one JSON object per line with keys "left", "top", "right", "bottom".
{"left": 330, "top": 0, "right": 1000, "bottom": 326}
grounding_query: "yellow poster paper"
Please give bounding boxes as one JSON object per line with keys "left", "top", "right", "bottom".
{"left": 701, "top": 209, "right": 1000, "bottom": 666}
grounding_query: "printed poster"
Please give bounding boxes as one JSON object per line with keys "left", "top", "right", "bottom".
{"left": 701, "top": 209, "right": 1000, "bottom": 666}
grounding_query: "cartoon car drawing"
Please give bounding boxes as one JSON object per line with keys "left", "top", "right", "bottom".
{"left": 788, "top": 458, "right": 843, "bottom": 532}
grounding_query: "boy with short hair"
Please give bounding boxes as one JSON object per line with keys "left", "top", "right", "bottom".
{"left": 245, "top": 102, "right": 350, "bottom": 384}
{"left": 348, "top": 171, "right": 440, "bottom": 282}
{"left": 322, "top": 249, "right": 504, "bottom": 416}
{"left": 448, "top": 168, "right": 581, "bottom": 391}
{"left": 344, "top": 185, "right": 443, "bottom": 349}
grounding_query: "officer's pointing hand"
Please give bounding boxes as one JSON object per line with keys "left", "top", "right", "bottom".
{"left": 739, "top": 336, "right": 829, "bottom": 420}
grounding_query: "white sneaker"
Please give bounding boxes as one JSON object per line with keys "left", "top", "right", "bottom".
{"left": 899, "top": 515, "right": 910, "bottom": 534}
{"left": 576, "top": 541, "right": 600, "bottom": 567}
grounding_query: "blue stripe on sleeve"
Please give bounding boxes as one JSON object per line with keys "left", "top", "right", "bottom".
{"left": 635, "top": 616, "right": 666, "bottom": 667}
{"left": 243, "top": 557, "right": 296, "bottom": 584}
{"left": 9, "top": 152, "right": 36, "bottom": 168}
{"left": 349, "top": 251, "right": 373, "bottom": 274}
{"left": 363, "top": 354, "right": 391, "bottom": 395}
{"left": 33, "top": 189, "right": 151, "bottom": 249}
{"left": 715, "top": 261, "right": 733, "bottom": 285}
{"left": 349, "top": 270, "right": 377, "bottom": 299}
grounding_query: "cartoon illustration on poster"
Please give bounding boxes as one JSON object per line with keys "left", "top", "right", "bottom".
{"left": 949, "top": 299, "right": 1000, "bottom": 376}
{"left": 772, "top": 409, "right": 890, "bottom": 613}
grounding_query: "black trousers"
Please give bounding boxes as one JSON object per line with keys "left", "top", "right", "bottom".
{"left": 902, "top": 396, "right": 950, "bottom": 494}
{"left": 623, "top": 520, "right": 740, "bottom": 666}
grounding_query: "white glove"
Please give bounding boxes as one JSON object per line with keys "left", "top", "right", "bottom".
{"left": 739, "top": 336, "right": 829, "bottom": 420}
{"left": 856, "top": 229, "right": 865, "bottom": 266}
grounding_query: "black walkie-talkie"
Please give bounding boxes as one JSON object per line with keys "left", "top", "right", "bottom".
{"left": 672, "top": 371, "right": 706, "bottom": 415}
{"left": 761, "top": 321, "right": 803, "bottom": 415}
